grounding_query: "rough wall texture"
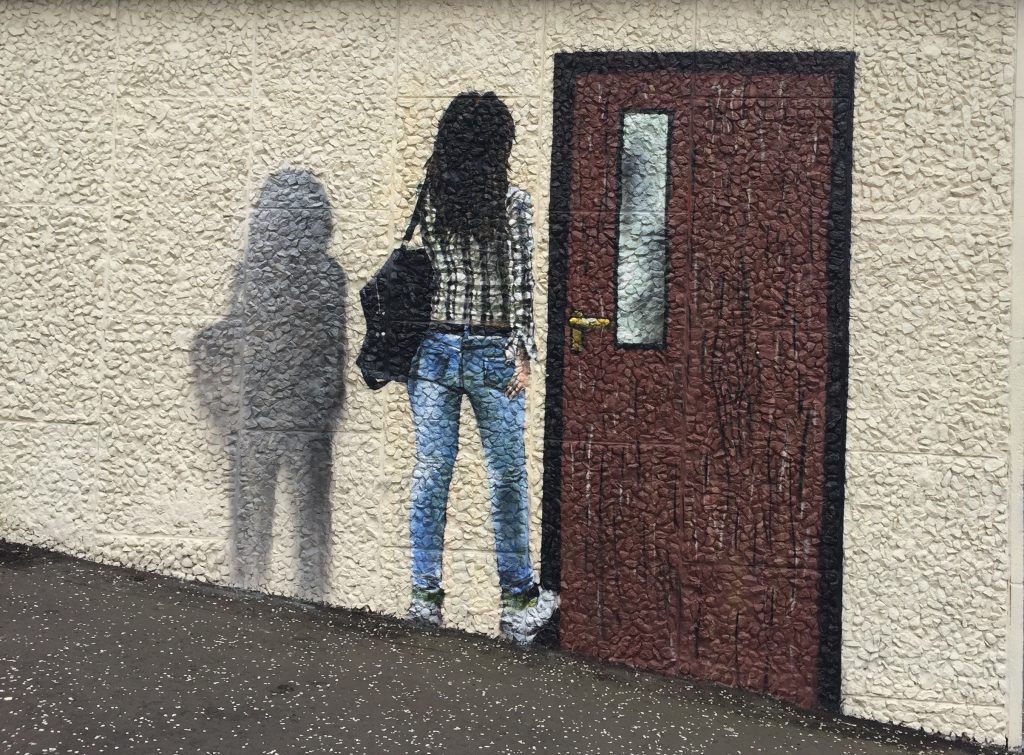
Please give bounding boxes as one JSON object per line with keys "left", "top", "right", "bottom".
{"left": 0, "top": 0, "right": 1015, "bottom": 746}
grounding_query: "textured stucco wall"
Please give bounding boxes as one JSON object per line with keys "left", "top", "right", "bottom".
{"left": 0, "top": 0, "right": 1016, "bottom": 745}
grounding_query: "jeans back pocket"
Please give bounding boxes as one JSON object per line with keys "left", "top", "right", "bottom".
{"left": 411, "top": 342, "right": 450, "bottom": 383}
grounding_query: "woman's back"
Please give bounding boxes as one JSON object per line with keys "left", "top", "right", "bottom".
{"left": 418, "top": 185, "right": 536, "bottom": 362}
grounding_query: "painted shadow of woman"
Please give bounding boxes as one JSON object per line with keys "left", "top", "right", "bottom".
{"left": 191, "top": 169, "right": 345, "bottom": 600}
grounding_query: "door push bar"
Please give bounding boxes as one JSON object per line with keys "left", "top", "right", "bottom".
{"left": 568, "top": 310, "right": 611, "bottom": 353}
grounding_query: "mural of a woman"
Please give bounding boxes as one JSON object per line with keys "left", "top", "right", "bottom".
{"left": 404, "top": 92, "right": 557, "bottom": 644}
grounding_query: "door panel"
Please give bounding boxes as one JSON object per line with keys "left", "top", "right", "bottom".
{"left": 560, "top": 348, "right": 687, "bottom": 444}
{"left": 559, "top": 67, "right": 695, "bottom": 686}
{"left": 690, "top": 92, "right": 834, "bottom": 331}
{"left": 560, "top": 438, "right": 682, "bottom": 673}
{"left": 682, "top": 325, "right": 827, "bottom": 571}
{"left": 548, "top": 56, "right": 852, "bottom": 709}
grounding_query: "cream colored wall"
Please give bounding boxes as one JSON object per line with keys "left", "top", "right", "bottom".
{"left": 0, "top": 0, "right": 1016, "bottom": 746}
{"left": 842, "top": 2, "right": 1015, "bottom": 745}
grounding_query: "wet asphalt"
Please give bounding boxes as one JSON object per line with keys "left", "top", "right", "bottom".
{"left": 0, "top": 543, "right": 999, "bottom": 755}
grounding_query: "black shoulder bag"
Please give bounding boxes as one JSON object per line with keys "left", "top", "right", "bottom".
{"left": 356, "top": 190, "right": 435, "bottom": 390}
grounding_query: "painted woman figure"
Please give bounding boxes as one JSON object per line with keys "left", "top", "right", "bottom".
{"left": 405, "top": 92, "right": 557, "bottom": 643}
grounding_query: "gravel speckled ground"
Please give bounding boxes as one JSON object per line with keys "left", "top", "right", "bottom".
{"left": 0, "top": 544, "right": 998, "bottom": 754}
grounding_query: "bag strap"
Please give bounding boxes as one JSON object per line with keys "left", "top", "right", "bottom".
{"left": 401, "top": 184, "right": 426, "bottom": 244}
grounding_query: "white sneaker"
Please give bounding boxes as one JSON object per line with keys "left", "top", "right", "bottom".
{"left": 499, "top": 587, "right": 560, "bottom": 645}
{"left": 408, "top": 592, "right": 443, "bottom": 627}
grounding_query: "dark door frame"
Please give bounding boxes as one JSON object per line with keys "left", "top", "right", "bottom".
{"left": 539, "top": 50, "right": 855, "bottom": 709}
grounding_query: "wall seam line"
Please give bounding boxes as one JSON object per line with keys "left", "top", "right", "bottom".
{"left": 226, "top": 0, "right": 260, "bottom": 587}
{"left": 97, "top": 0, "right": 120, "bottom": 556}
{"left": 377, "top": 0, "right": 405, "bottom": 609}
{"left": 1008, "top": 0, "right": 1024, "bottom": 749}
{"left": 692, "top": 0, "right": 698, "bottom": 49}
{"left": 844, "top": 448, "right": 1008, "bottom": 462}
{"left": 845, "top": 694, "right": 1004, "bottom": 709}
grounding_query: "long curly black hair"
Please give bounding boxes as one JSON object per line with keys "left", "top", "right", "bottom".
{"left": 424, "top": 92, "right": 515, "bottom": 252}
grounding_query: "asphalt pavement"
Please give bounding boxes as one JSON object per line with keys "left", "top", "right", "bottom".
{"left": 0, "top": 542, "right": 1000, "bottom": 754}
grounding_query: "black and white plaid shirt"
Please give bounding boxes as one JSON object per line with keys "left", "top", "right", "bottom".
{"left": 418, "top": 185, "right": 537, "bottom": 363}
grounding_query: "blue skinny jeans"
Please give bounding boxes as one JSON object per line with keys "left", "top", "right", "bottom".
{"left": 407, "top": 328, "right": 534, "bottom": 598}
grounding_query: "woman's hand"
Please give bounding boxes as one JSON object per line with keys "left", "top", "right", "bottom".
{"left": 504, "top": 351, "right": 530, "bottom": 399}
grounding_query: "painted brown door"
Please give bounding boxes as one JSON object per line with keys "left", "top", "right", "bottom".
{"left": 544, "top": 54, "right": 852, "bottom": 708}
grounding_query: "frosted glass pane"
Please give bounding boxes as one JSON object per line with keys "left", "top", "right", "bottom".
{"left": 617, "top": 111, "right": 669, "bottom": 347}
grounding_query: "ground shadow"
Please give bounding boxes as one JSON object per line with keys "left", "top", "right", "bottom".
{"left": 191, "top": 168, "right": 346, "bottom": 600}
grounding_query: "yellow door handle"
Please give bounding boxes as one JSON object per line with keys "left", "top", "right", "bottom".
{"left": 568, "top": 311, "right": 611, "bottom": 353}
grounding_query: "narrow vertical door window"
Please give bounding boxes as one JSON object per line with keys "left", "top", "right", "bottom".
{"left": 616, "top": 111, "right": 670, "bottom": 347}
